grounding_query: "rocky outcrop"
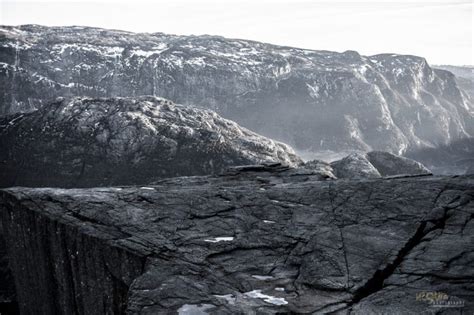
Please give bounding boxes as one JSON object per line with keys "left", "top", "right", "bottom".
{"left": 309, "top": 151, "right": 431, "bottom": 179}
{"left": 330, "top": 153, "right": 381, "bottom": 179}
{"left": 0, "top": 96, "right": 301, "bottom": 188}
{"left": 366, "top": 151, "right": 431, "bottom": 176}
{"left": 1, "top": 165, "right": 473, "bottom": 314}
{"left": 1, "top": 25, "right": 472, "bottom": 154}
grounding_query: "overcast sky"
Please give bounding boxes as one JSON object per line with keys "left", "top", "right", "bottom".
{"left": 1, "top": 0, "right": 472, "bottom": 65}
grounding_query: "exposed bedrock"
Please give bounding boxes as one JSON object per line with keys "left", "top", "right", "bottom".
{"left": 1, "top": 165, "right": 473, "bottom": 314}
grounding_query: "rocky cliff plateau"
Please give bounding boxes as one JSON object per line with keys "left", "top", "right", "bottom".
{"left": 0, "top": 24, "right": 472, "bottom": 315}
{"left": 0, "top": 165, "right": 473, "bottom": 314}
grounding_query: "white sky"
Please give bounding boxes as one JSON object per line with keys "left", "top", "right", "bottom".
{"left": 1, "top": 0, "right": 472, "bottom": 65}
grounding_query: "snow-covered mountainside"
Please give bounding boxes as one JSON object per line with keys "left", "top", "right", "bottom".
{"left": 1, "top": 25, "right": 473, "bottom": 154}
{"left": 0, "top": 96, "right": 301, "bottom": 187}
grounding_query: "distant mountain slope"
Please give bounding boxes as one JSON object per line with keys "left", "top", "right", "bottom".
{"left": 1, "top": 25, "right": 473, "bottom": 154}
{"left": 433, "top": 65, "right": 474, "bottom": 81}
{"left": 405, "top": 137, "right": 474, "bottom": 175}
{"left": 0, "top": 96, "right": 301, "bottom": 187}
{"left": 433, "top": 65, "right": 473, "bottom": 100}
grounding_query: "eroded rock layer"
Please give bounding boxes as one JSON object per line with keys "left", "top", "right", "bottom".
{"left": 1, "top": 165, "right": 473, "bottom": 314}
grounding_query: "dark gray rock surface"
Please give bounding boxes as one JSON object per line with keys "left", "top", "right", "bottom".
{"left": 0, "top": 96, "right": 301, "bottom": 188}
{"left": 1, "top": 165, "right": 473, "bottom": 314}
{"left": 1, "top": 25, "right": 472, "bottom": 154}
{"left": 0, "top": 223, "right": 16, "bottom": 313}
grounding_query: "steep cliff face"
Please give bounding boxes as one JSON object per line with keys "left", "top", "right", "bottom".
{"left": 0, "top": 223, "right": 16, "bottom": 313}
{"left": 0, "top": 96, "right": 301, "bottom": 188}
{"left": 1, "top": 167, "right": 473, "bottom": 314}
{"left": 1, "top": 25, "right": 472, "bottom": 154}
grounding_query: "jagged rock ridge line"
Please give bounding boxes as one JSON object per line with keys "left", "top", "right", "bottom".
{"left": 1, "top": 25, "right": 473, "bottom": 154}
{"left": 1, "top": 167, "right": 473, "bottom": 314}
{"left": 0, "top": 96, "right": 301, "bottom": 188}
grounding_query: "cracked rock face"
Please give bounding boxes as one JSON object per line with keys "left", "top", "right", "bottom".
{"left": 1, "top": 166, "right": 473, "bottom": 314}
{"left": 0, "top": 96, "right": 301, "bottom": 188}
{"left": 1, "top": 25, "right": 472, "bottom": 154}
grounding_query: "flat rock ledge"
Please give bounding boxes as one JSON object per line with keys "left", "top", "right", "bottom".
{"left": 0, "top": 166, "right": 473, "bottom": 314}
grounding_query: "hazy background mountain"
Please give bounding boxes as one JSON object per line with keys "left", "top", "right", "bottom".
{"left": 433, "top": 65, "right": 474, "bottom": 100}
{"left": 405, "top": 137, "right": 474, "bottom": 175}
{"left": 1, "top": 25, "right": 472, "bottom": 162}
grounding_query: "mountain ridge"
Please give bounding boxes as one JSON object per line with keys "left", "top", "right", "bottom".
{"left": 1, "top": 24, "right": 473, "bottom": 155}
{"left": 0, "top": 96, "right": 302, "bottom": 188}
